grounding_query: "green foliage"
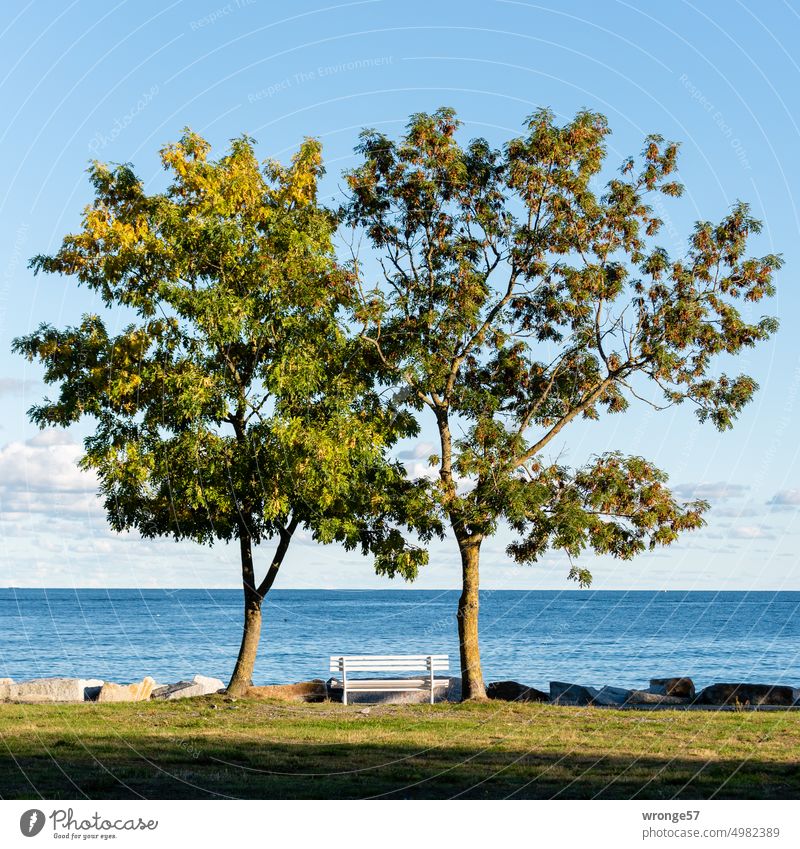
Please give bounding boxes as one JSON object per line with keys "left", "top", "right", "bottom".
{"left": 14, "top": 130, "right": 433, "bottom": 585}
{"left": 343, "top": 107, "right": 780, "bottom": 584}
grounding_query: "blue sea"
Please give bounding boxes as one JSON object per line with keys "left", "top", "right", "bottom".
{"left": 1, "top": 589, "right": 799, "bottom": 690}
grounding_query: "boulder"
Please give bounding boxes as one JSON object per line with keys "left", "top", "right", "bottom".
{"left": 151, "top": 682, "right": 198, "bottom": 700}
{"left": 696, "top": 683, "right": 796, "bottom": 707}
{"left": 246, "top": 680, "right": 328, "bottom": 702}
{"left": 151, "top": 674, "right": 224, "bottom": 700}
{"left": 549, "top": 681, "right": 599, "bottom": 706}
{"left": 626, "top": 689, "right": 689, "bottom": 705}
{"left": 445, "top": 676, "right": 462, "bottom": 702}
{"left": 590, "top": 686, "right": 689, "bottom": 707}
{"left": 191, "top": 675, "right": 226, "bottom": 695}
{"left": 10, "top": 677, "right": 104, "bottom": 702}
{"left": 0, "top": 678, "right": 13, "bottom": 700}
{"left": 97, "top": 677, "right": 157, "bottom": 703}
{"left": 487, "top": 680, "right": 548, "bottom": 703}
{"left": 594, "top": 686, "right": 633, "bottom": 706}
{"left": 649, "top": 677, "right": 695, "bottom": 699}
{"left": 326, "top": 676, "right": 456, "bottom": 704}
{"left": 84, "top": 682, "right": 103, "bottom": 701}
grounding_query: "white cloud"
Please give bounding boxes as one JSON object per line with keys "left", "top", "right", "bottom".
{"left": 714, "top": 502, "right": 764, "bottom": 518}
{"left": 730, "top": 525, "right": 772, "bottom": 540}
{"left": 768, "top": 490, "right": 800, "bottom": 508}
{"left": 0, "top": 377, "right": 40, "bottom": 398}
{"left": 0, "top": 429, "right": 101, "bottom": 518}
{"left": 673, "top": 482, "right": 748, "bottom": 501}
{"left": 396, "top": 441, "right": 435, "bottom": 461}
{"left": 26, "top": 429, "right": 75, "bottom": 448}
{"left": 403, "top": 460, "right": 438, "bottom": 482}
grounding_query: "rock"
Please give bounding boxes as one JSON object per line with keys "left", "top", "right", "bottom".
{"left": 626, "top": 689, "right": 688, "bottom": 705}
{"left": 589, "top": 686, "right": 688, "bottom": 707}
{"left": 696, "top": 683, "right": 796, "bottom": 707}
{"left": 151, "top": 674, "right": 224, "bottom": 700}
{"left": 83, "top": 683, "right": 104, "bottom": 701}
{"left": 326, "top": 676, "right": 456, "bottom": 704}
{"left": 594, "top": 686, "right": 633, "bottom": 706}
{"left": 191, "top": 675, "right": 225, "bottom": 695}
{"left": 549, "top": 681, "right": 600, "bottom": 706}
{"left": 487, "top": 680, "right": 549, "bottom": 703}
{"left": 245, "top": 680, "right": 328, "bottom": 702}
{"left": 10, "top": 677, "right": 104, "bottom": 702}
{"left": 151, "top": 682, "right": 196, "bottom": 700}
{"left": 446, "top": 677, "right": 462, "bottom": 703}
{"left": 0, "top": 678, "right": 13, "bottom": 700}
{"left": 97, "top": 677, "right": 157, "bottom": 703}
{"left": 649, "top": 677, "right": 695, "bottom": 699}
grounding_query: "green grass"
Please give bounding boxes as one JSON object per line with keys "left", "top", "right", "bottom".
{"left": 1, "top": 697, "right": 799, "bottom": 799}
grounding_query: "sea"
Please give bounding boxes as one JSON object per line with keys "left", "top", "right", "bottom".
{"left": 1, "top": 589, "right": 799, "bottom": 690}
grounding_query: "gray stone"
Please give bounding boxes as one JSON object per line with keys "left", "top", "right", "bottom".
{"left": 191, "top": 674, "right": 225, "bottom": 695}
{"left": 649, "top": 677, "right": 695, "bottom": 699}
{"left": 151, "top": 682, "right": 197, "bottom": 700}
{"left": 326, "top": 676, "right": 456, "bottom": 704}
{"left": 696, "top": 683, "right": 795, "bottom": 707}
{"left": 594, "top": 686, "right": 633, "bottom": 706}
{"left": 587, "top": 686, "right": 689, "bottom": 707}
{"left": 83, "top": 683, "right": 103, "bottom": 701}
{"left": 626, "top": 689, "right": 689, "bottom": 705}
{"left": 550, "top": 681, "right": 600, "bottom": 706}
{"left": 151, "top": 674, "right": 224, "bottom": 700}
{"left": 10, "top": 677, "right": 104, "bottom": 703}
{"left": 487, "top": 680, "right": 549, "bottom": 703}
{"left": 446, "top": 676, "right": 462, "bottom": 703}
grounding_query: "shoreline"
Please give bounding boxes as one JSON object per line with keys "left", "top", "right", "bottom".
{"left": 3, "top": 674, "right": 799, "bottom": 710}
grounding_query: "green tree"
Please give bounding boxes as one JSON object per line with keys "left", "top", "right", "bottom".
{"left": 343, "top": 107, "right": 781, "bottom": 700}
{"left": 14, "top": 130, "right": 429, "bottom": 695}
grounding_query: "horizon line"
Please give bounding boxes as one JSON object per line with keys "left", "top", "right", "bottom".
{"left": 3, "top": 586, "right": 799, "bottom": 593}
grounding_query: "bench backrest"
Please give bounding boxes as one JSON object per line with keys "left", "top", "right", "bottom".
{"left": 329, "top": 654, "right": 449, "bottom": 673}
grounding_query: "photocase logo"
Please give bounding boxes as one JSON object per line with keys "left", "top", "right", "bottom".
{"left": 19, "top": 809, "right": 46, "bottom": 837}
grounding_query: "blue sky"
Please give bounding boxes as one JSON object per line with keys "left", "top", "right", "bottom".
{"left": 1, "top": 0, "right": 800, "bottom": 590}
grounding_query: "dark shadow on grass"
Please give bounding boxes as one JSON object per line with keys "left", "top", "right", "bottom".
{"left": 1, "top": 738, "right": 798, "bottom": 800}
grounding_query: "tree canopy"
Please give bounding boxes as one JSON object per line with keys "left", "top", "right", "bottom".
{"left": 15, "top": 130, "right": 432, "bottom": 693}
{"left": 343, "top": 107, "right": 781, "bottom": 698}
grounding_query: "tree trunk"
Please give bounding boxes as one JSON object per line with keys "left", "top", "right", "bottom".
{"left": 227, "top": 587, "right": 262, "bottom": 696}
{"left": 227, "top": 531, "right": 262, "bottom": 696}
{"left": 226, "top": 520, "right": 298, "bottom": 696}
{"left": 434, "top": 407, "right": 488, "bottom": 701}
{"left": 457, "top": 538, "right": 487, "bottom": 701}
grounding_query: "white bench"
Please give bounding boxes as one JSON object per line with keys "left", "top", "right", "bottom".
{"left": 329, "top": 654, "right": 449, "bottom": 705}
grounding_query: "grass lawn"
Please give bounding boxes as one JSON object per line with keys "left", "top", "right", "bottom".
{"left": 1, "top": 696, "right": 799, "bottom": 799}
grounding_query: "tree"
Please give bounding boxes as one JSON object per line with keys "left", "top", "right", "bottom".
{"left": 14, "top": 130, "right": 429, "bottom": 695}
{"left": 343, "top": 107, "right": 781, "bottom": 700}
